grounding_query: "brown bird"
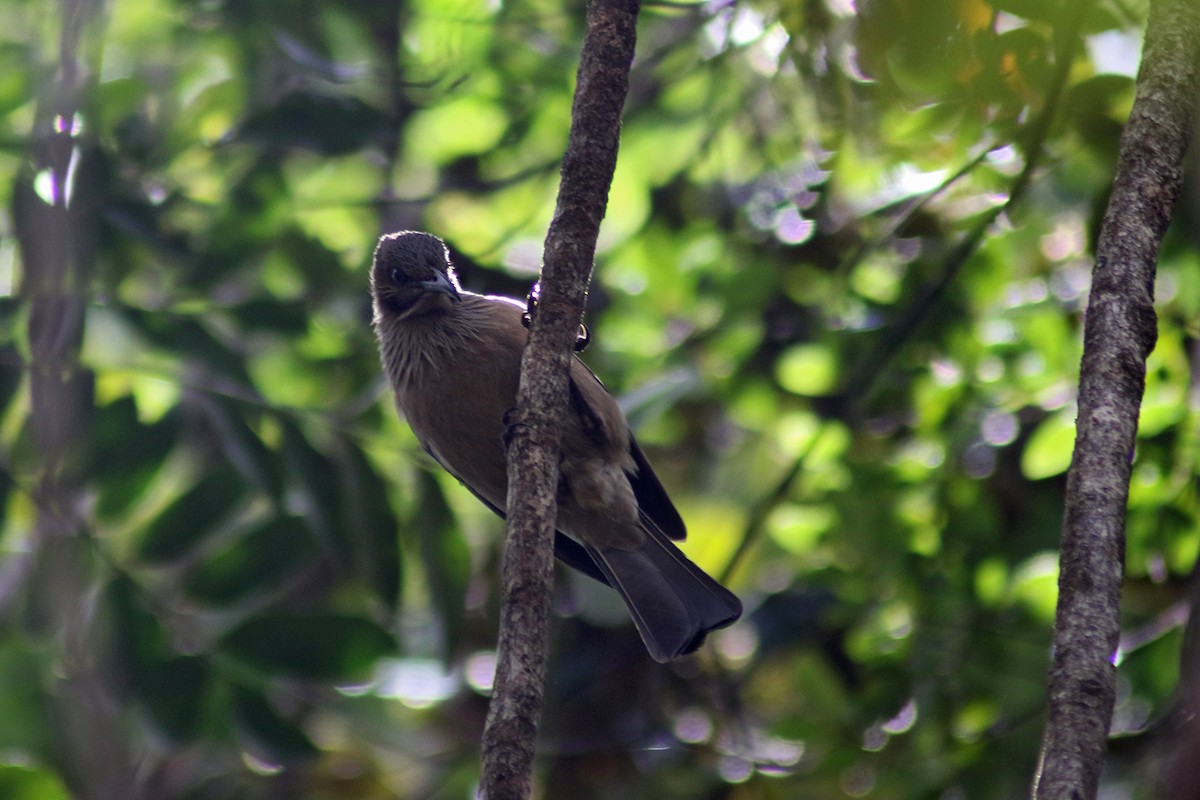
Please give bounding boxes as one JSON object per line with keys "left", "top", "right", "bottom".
{"left": 371, "top": 231, "right": 742, "bottom": 662}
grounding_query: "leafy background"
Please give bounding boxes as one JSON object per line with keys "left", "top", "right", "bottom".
{"left": 2, "top": 0, "right": 1194, "bottom": 798}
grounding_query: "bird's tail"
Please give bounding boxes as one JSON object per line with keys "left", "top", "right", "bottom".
{"left": 585, "top": 524, "right": 742, "bottom": 663}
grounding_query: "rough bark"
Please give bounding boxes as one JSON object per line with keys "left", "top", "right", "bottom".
{"left": 1033, "top": 1, "right": 1200, "bottom": 797}
{"left": 479, "top": 2, "right": 640, "bottom": 799}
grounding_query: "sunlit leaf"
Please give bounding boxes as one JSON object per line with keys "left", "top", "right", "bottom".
{"left": 766, "top": 503, "right": 834, "bottom": 555}
{"left": 1010, "top": 552, "right": 1060, "bottom": 621}
{"left": 0, "top": 765, "right": 71, "bottom": 800}
{"left": 118, "top": 308, "right": 256, "bottom": 389}
{"left": 1020, "top": 409, "right": 1077, "bottom": 480}
{"left": 776, "top": 344, "right": 837, "bottom": 396}
{"left": 0, "top": 640, "right": 54, "bottom": 756}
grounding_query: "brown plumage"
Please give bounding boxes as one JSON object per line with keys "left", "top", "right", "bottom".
{"left": 371, "top": 231, "right": 742, "bottom": 662}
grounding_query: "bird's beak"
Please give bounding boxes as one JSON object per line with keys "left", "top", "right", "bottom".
{"left": 418, "top": 271, "right": 461, "bottom": 301}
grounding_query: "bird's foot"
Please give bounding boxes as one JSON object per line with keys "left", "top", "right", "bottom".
{"left": 522, "top": 281, "right": 591, "bottom": 352}
{"left": 501, "top": 407, "right": 525, "bottom": 453}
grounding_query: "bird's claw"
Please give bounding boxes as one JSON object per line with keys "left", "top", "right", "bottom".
{"left": 501, "top": 407, "right": 524, "bottom": 453}
{"left": 522, "top": 281, "right": 591, "bottom": 352}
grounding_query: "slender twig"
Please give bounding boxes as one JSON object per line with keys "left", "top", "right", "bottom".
{"left": 479, "top": 3, "right": 640, "bottom": 799}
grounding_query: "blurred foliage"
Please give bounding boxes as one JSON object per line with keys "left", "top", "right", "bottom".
{"left": 1, "top": 0, "right": 1195, "bottom": 797}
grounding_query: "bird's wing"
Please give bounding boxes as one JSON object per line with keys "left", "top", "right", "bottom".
{"left": 567, "top": 360, "right": 688, "bottom": 542}
{"left": 627, "top": 435, "right": 687, "bottom": 541}
{"left": 419, "top": 441, "right": 612, "bottom": 585}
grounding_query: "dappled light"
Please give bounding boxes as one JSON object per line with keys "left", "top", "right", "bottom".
{"left": 1, "top": 0, "right": 1195, "bottom": 797}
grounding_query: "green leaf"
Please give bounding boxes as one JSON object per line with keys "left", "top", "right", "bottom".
{"left": 119, "top": 307, "right": 257, "bottom": 389}
{"left": 197, "top": 396, "right": 285, "bottom": 502}
{"left": 776, "top": 344, "right": 837, "bottom": 396}
{"left": 767, "top": 503, "right": 835, "bottom": 555}
{"left": 1010, "top": 552, "right": 1060, "bottom": 621}
{"left": 219, "top": 612, "right": 396, "bottom": 682}
{"left": 231, "top": 684, "right": 319, "bottom": 763}
{"left": 0, "top": 765, "right": 71, "bottom": 800}
{"left": 237, "top": 91, "right": 391, "bottom": 155}
{"left": 0, "top": 44, "right": 33, "bottom": 119}
{"left": 339, "top": 442, "right": 403, "bottom": 615}
{"left": 411, "top": 471, "right": 470, "bottom": 662}
{"left": 136, "top": 466, "right": 248, "bottom": 563}
{"left": 90, "top": 398, "right": 180, "bottom": 518}
{"left": 0, "top": 639, "right": 54, "bottom": 756}
{"left": 276, "top": 229, "right": 349, "bottom": 293}
{"left": 225, "top": 298, "right": 310, "bottom": 334}
{"left": 407, "top": 98, "right": 508, "bottom": 164}
{"left": 136, "top": 656, "right": 210, "bottom": 743}
{"left": 1020, "top": 410, "right": 1077, "bottom": 480}
{"left": 183, "top": 516, "right": 317, "bottom": 607}
{"left": 281, "top": 420, "right": 344, "bottom": 556}
{"left": 103, "top": 575, "right": 171, "bottom": 671}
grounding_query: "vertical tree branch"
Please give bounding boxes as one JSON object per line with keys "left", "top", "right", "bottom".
{"left": 479, "top": 2, "right": 640, "bottom": 798}
{"left": 13, "top": 1, "right": 142, "bottom": 798}
{"left": 1033, "top": 1, "right": 1200, "bottom": 797}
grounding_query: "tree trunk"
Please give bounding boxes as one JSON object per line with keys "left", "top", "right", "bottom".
{"left": 1033, "top": 0, "right": 1200, "bottom": 797}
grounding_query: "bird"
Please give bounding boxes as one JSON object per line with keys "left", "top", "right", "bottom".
{"left": 371, "top": 230, "right": 742, "bottom": 662}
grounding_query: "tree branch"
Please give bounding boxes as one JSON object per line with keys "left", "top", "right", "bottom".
{"left": 1033, "top": 1, "right": 1200, "bottom": 797}
{"left": 13, "top": 1, "right": 144, "bottom": 798}
{"left": 479, "top": 2, "right": 640, "bottom": 799}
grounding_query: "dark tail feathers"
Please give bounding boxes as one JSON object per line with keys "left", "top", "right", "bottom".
{"left": 586, "top": 528, "right": 742, "bottom": 663}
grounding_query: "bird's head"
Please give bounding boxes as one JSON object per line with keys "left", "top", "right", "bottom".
{"left": 371, "top": 231, "right": 463, "bottom": 321}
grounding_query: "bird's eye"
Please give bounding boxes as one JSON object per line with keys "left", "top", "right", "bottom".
{"left": 389, "top": 267, "right": 406, "bottom": 284}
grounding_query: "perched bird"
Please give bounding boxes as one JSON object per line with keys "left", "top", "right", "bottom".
{"left": 371, "top": 231, "right": 742, "bottom": 662}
